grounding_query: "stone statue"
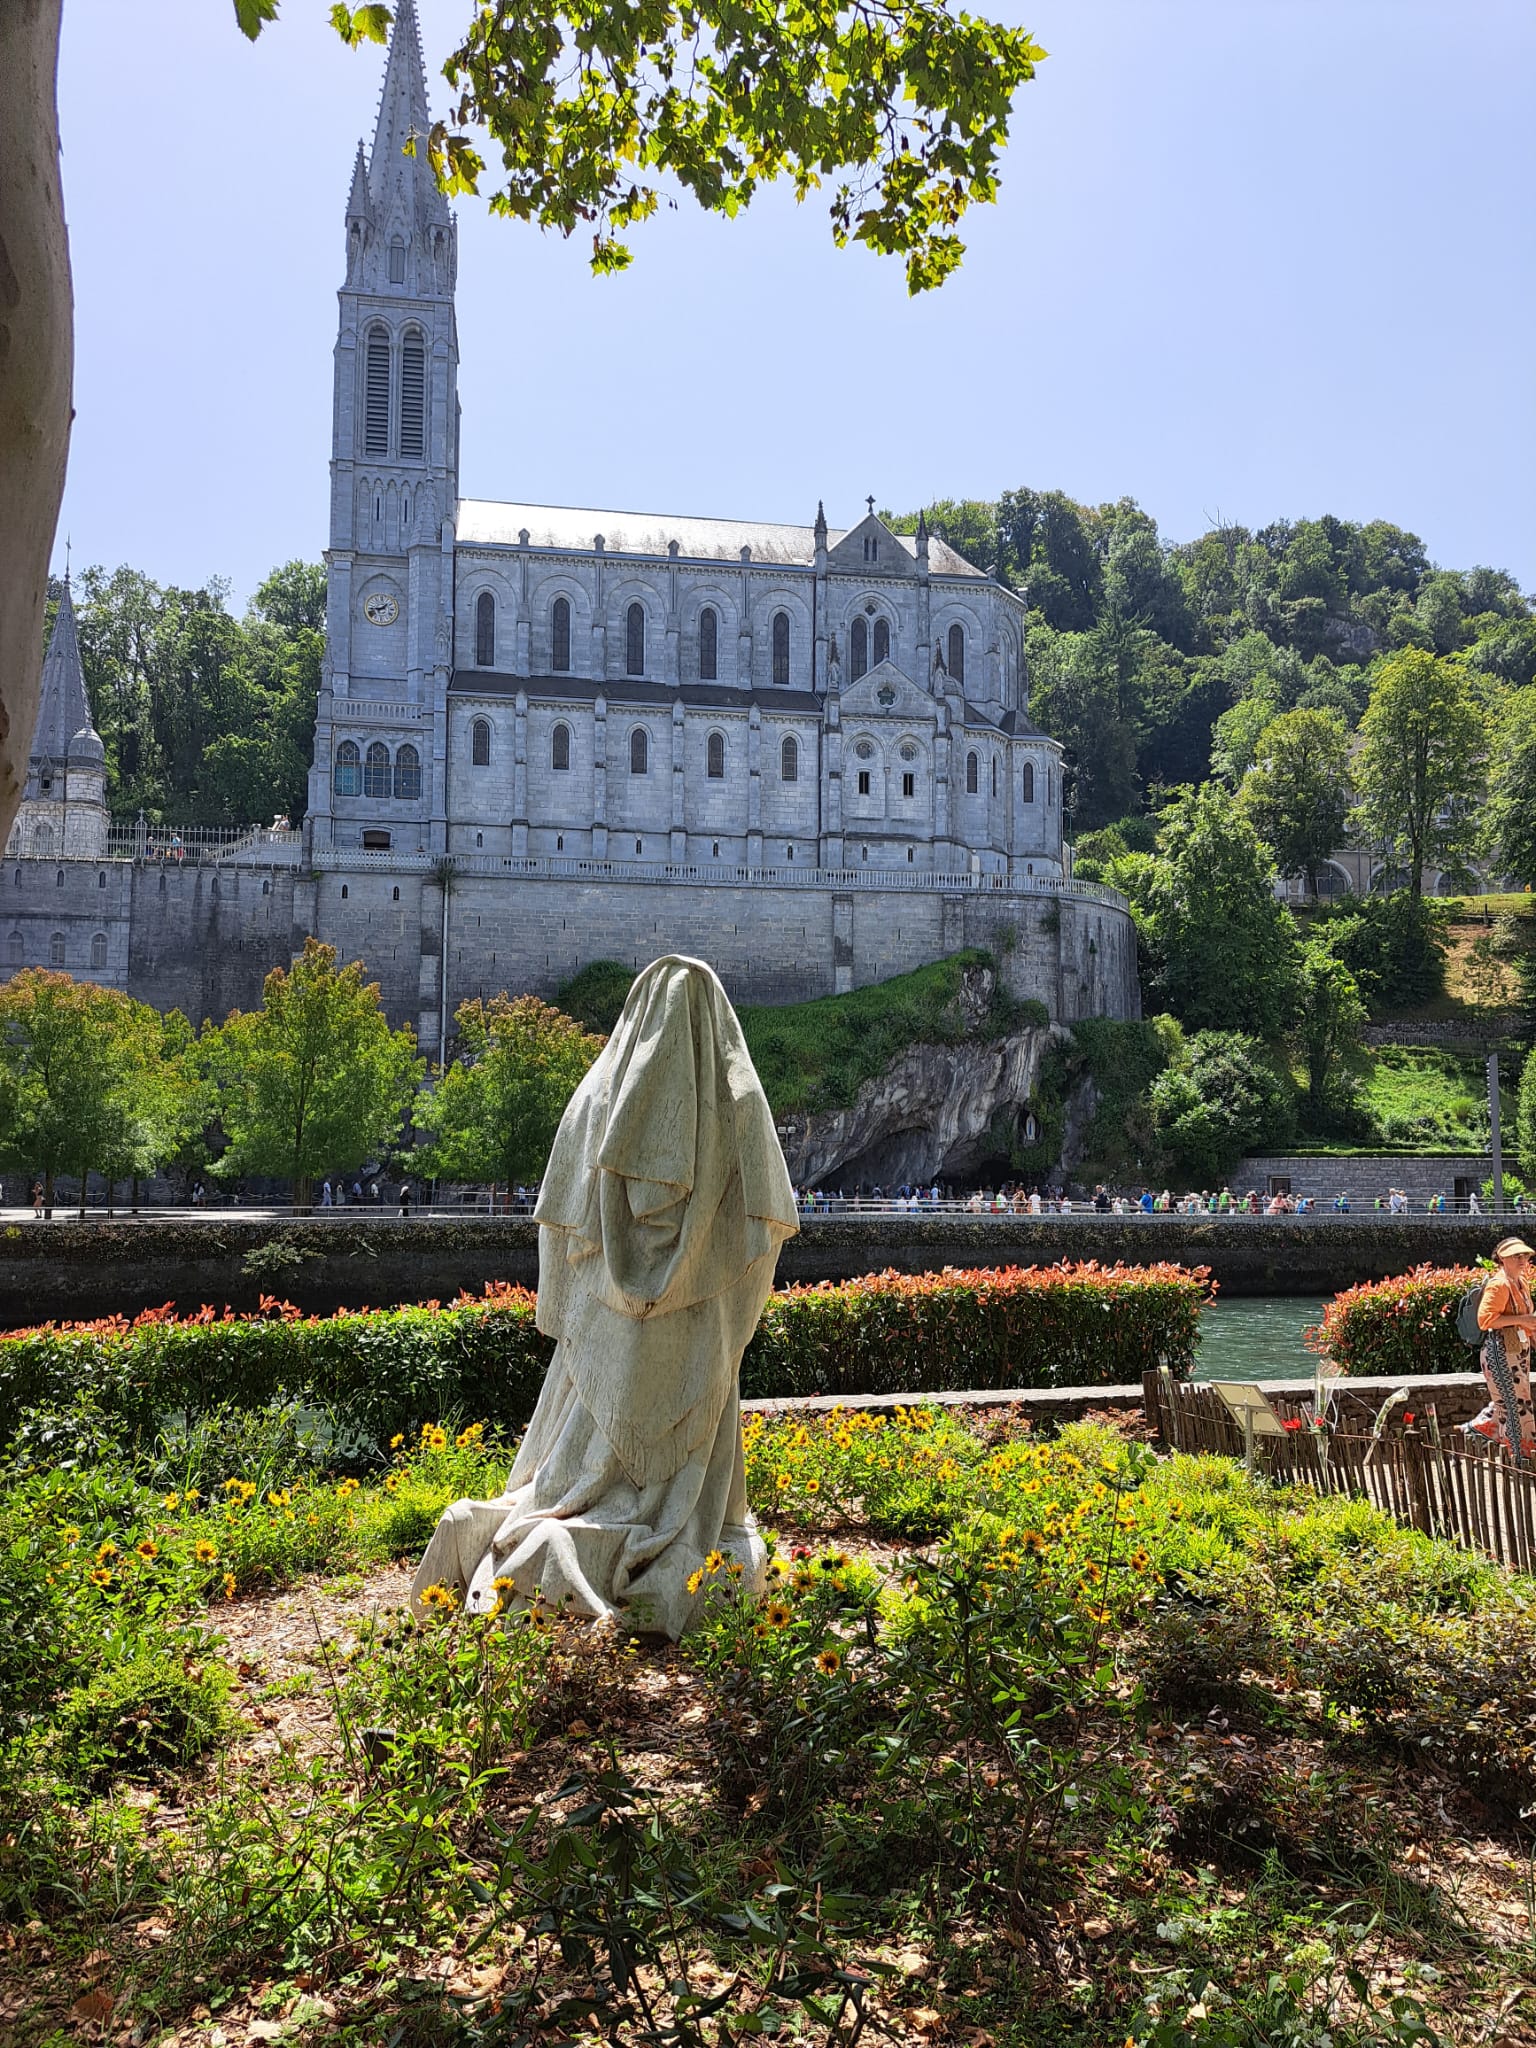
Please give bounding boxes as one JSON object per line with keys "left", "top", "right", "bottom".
{"left": 410, "top": 955, "right": 798, "bottom": 1638}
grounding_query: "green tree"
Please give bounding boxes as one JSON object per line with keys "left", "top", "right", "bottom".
{"left": 416, "top": 994, "right": 605, "bottom": 1192}
{"left": 0, "top": 971, "right": 193, "bottom": 1213}
{"left": 204, "top": 939, "right": 423, "bottom": 1206}
{"left": 1351, "top": 649, "right": 1486, "bottom": 898}
{"left": 1518, "top": 1049, "right": 1536, "bottom": 1188}
{"left": 1294, "top": 936, "right": 1367, "bottom": 1114}
{"left": 1138, "top": 785, "right": 1302, "bottom": 1037}
{"left": 1237, "top": 707, "right": 1351, "bottom": 897}
{"left": 1148, "top": 1029, "right": 1293, "bottom": 1181}
{"left": 1484, "top": 687, "right": 1536, "bottom": 887}
{"left": 1312, "top": 893, "right": 1448, "bottom": 1015}
{"left": 999, "top": 488, "right": 1104, "bottom": 630}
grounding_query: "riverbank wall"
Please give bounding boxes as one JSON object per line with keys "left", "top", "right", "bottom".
{"left": 0, "top": 1214, "right": 1507, "bottom": 1327}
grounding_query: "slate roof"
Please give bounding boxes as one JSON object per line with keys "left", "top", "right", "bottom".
{"left": 456, "top": 501, "right": 987, "bottom": 578}
{"left": 30, "top": 581, "right": 95, "bottom": 765}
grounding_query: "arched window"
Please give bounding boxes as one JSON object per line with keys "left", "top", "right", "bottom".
{"left": 55, "top": 869, "right": 64, "bottom": 888}
{"left": 364, "top": 741, "right": 391, "bottom": 798}
{"left": 772, "top": 611, "right": 790, "bottom": 687}
{"left": 334, "top": 740, "right": 362, "bottom": 796}
{"left": 552, "top": 722, "right": 571, "bottom": 772}
{"left": 392, "top": 886, "right": 400, "bottom": 901}
{"left": 341, "top": 884, "right": 348, "bottom": 899}
{"left": 1021, "top": 761, "right": 1035, "bottom": 803}
{"left": 629, "top": 727, "right": 649, "bottom": 776}
{"left": 780, "top": 735, "right": 799, "bottom": 783}
{"left": 966, "top": 750, "right": 978, "bottom": 794}
{"left": 97, "top": 870, "right": 107, "bottom": 888}
{"left": 388, "top": 236, "right": 406, "bottom": 285}
{"left": 364, "top": 324, "right": 391, "bottom": 456}
{"left": 551, "top": 597, "right": 571, "bottom": 673}
{"left": 475, "top": 590, "right": 495, "bottom": 667}
{"left": 626, "top": 603, "right": 646, "bottom": 676}
{"left": 90, "top": 932, "right": 107, "bottom": 970}
{"left": 873, "top": 617, "right": 890, "bottom": 666}
{"left": 707, "top": 731, "right": 725, "bottom": 779}
{"left": 471, "top": 718, "right": 491, "bottom": 767}
{"left": 5, "top": 931, "right": 19, "bottom": 963}
{"left": 400, "top": 331, "right": 425, "bottom": 458}
{"left": 851, "top": 618, "right": 868, "bottom": 680}
{"left": 394, "top": 743, "right": 422, "bottom": 800}
{"left": 947, "top": 622, "right": 965, "bottom": 686}
{"left": 699, "top": 607, "right": 718, "bottom": 681}
{"left": 49, "top": 932, "right": 64, "bottom": 967}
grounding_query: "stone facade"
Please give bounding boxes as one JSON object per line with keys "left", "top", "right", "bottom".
{"left": 0, "top": 0, "right": 1139, "bottom": 1039}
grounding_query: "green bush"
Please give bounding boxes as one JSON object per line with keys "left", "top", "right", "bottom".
{"left": 1308, "top": 1263, "right": 1483, "bottom": 1377}
{"left": 55, "top": 1651, "right": 232, "bottom": 1785}
{"left": 0, "top": 1264, "right": 1213, "bottom": 1440}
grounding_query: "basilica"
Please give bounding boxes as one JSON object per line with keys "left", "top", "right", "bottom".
{"left": 4, "top": 0, "right": 1137, "bottom": 1040}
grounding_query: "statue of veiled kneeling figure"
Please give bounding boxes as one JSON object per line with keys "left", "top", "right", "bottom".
{"left": 410, "top": 954, "right": 798, "bottom": 1640}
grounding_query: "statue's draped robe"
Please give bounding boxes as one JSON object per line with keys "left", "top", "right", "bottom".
{"left": 410, "top": 956, "right": 798, "bottom": 1638}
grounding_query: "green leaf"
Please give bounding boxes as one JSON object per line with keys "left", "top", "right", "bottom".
{"left": 232, "top": 0, "right": 279, "bottom": 40}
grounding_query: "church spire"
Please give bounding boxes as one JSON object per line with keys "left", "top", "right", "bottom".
{"left": 368, "top": 0, "right": 445, "bottom": 220}
{"left": 29, "top": 577, "right": 94, "bottom": 772}
{"left": 347, "top": 137, "right": 370, "bottom": 222}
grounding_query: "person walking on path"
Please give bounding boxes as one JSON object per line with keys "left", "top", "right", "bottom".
{"left": 1473, "top": 1236, "right": 1536, "bottom": 1465}
{"left": 399, "top": 1181, "right": 412, "bottom": 1218}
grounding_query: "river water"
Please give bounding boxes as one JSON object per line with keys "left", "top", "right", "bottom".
{"left": 1193, "top": 1296, "right": 1328, "bottom": 1384}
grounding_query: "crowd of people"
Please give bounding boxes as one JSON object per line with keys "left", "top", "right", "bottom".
{"left": 786, "top": 1181, "right": 1524, "bottom": 1217}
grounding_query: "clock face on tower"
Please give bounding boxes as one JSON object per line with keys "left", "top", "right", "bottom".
{"left": 363, "top": 592, "right": 399, "bottom": 628}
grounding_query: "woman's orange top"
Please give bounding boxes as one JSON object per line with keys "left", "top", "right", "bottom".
{"left": 1479, "top": 1271, "right": 1533, "bottom": 1359}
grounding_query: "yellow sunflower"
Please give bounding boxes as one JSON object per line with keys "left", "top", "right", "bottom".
{"left": 815, "top": 1647, "right": 842, "bottom": 1676}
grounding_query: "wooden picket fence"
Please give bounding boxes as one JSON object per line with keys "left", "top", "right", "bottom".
{"left": 1144, "top": 1371, "right": 1536, "bottom": 1574}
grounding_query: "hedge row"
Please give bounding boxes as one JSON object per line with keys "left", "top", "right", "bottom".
{"left": 1307, "top": 1263, "right": 1485, "bottom": 1379}
{"left": 0, "top": 1261, "right": 1213, "bottom": 1440}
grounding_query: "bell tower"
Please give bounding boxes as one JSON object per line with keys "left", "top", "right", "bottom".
{"left": 308, "top": 0, "right": 459, "bottom": 854}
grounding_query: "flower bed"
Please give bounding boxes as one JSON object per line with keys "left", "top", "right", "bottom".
{"left": 1307, "top": 1261, "right": 1486, "bottom": 1378}
{"left": 0, "top": 1261, "right": 1211, "bottom": 1443}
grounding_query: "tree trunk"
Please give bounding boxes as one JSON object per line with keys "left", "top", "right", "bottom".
{"left": 0, "top": 0, "right": 73, "bottom": 851}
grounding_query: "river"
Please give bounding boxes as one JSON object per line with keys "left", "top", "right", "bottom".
{"left": 1193, "top": 1296, "right": 1328, "bottom": 1384}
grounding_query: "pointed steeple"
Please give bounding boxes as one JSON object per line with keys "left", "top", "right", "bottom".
{"left": 368, "top": 0, "right": 446, "bottom": 221}
{"left": 814, "top": 499, "right": 828, "bottom": 547}
{"left": 29, "top": 579, "right": 95, "bottom": 776}
{"left": 916, "top": 508, "right": 930, "bottom": 562}
{"left": 347, "top": 138, "right": 371, "bottom": 221}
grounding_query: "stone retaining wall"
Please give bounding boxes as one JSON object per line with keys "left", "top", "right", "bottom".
{"left": 0, "top": 1214, "right": 1513, "bottom": 1327}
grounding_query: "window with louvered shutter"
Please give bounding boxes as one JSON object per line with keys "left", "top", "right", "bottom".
{"left": 364, "top": 327, "right": 390, "bottom": 455}
{"left": 400, "top": 334, "right": 425, "bottom": 457}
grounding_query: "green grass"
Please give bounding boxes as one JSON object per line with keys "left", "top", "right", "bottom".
{"left": 1351, "top": 1043, "right": 1509, "bottom": 1151}
{"left": 738, "top": 949, "right": 1045, "bottom": 1115}
{"left": 551, "top": 950, "right": 1047, "bottom": 1118}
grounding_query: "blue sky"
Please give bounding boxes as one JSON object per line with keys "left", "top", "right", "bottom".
{"left": 55, "top": 0, "right": 1535, "bottom": 607}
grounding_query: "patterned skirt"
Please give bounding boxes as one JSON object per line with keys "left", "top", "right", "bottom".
{"left": 1466, "top": 1332, "right": 1536, "bottom": 1465}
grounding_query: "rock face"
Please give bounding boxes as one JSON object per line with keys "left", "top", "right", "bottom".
{"left": 780, "top": 1008, "right": 1059, "bottom": 1188}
